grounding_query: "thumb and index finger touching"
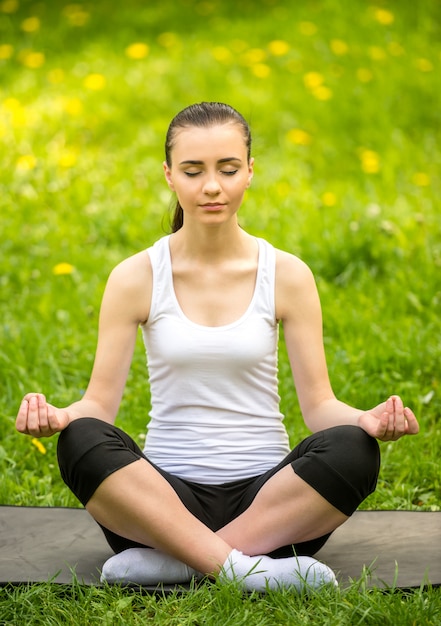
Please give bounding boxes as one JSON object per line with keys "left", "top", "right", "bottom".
{"left": 16, "top": 393, "right": 68, "bottom": 437}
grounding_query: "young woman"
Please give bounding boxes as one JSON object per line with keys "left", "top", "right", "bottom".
{"left": 16, "top": 102, "right": 419, "bottom": 592}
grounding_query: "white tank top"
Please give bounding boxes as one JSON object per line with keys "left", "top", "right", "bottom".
{"left": 141, "top": 235, "right": 290, "bottom": 484}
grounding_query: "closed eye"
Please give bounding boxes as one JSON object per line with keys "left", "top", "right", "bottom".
{"left": 184, "top": 170, "right": 238, "bottom": 177}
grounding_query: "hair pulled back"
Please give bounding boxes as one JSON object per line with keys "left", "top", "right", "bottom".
{"left": 165, "top": 102, "right": 252, "bottom": 232}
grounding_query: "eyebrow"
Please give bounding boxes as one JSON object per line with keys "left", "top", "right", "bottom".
{"left": 179, "top": 157, "right": 243, "bottom": 165}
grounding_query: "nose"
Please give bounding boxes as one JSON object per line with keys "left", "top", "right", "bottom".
{"left": 202, "top": 173, "right": 221, "bottom": 195}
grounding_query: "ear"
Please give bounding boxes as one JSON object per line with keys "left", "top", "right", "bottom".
{"left": 163, "top": 161, "right": 175, "bottom": 191}
{"left": 246, "top": 157, "right": 254, "bottom": 188}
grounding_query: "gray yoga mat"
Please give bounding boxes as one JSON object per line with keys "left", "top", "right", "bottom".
{"left": 0, "top": 506, "right": 439, "bottom": 589}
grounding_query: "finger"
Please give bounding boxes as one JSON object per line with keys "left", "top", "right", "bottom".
{"left": 15, "top": 399, "right": 30, "bottom": 433}
{"left": 23, "top": 392, "right": 45, "bottom": 402}
{"left": 392, "top": 395, "right": 404, "bottom": 412}
{"left": 46, "top": 404, "right": 57, "bottom": 431}
{"left": 37, "top": 394, "right": 49, "bottom": 431}
{"left": 46, "top": 404, "right": 65, "bottom": 434}
{"left": 385, "top": 396, "right": 394, "bottom": 418}
{"left": 377, "top": 411, "right": 391, "bottom": 440}
{"left": 385, "top": 405, "right": 395, "bottom": 438}
{"left": 26, "top": 395, "right": 41, "bottom": 435}
{"left": 378, "top": 406, "right": 397, "bottom": 441}
{"left": 404, "top": 407, "right": 420, "bottom": 435}
{"left": 391, "top": 396, "right": 406, "bottom": 438}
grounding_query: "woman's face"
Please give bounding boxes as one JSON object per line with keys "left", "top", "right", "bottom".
{"left": 164, "top": 123, "right": 254, "bottom": 227}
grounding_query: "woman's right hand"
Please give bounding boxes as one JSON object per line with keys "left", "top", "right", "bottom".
{"left": 16, "top": 393, "right": 70, "bottom": 438}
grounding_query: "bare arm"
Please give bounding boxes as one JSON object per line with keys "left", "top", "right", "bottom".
{"left": 275, "top": 250, "right": 419, "bottom": 441}
{"left": 16, "top": 250, "right": 152, "bottom": 438}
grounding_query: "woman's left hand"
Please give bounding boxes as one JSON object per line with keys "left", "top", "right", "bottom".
{"left": 358, "top": 395, "right": 420, "bottom": 441}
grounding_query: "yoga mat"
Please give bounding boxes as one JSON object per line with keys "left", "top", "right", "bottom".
{"left": 1, "top": 507, "right": 439, "bottom": 589}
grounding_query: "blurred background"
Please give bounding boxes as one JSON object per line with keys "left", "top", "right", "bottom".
{"left": 1, "top": 0, "right": 440, "bottom": 509}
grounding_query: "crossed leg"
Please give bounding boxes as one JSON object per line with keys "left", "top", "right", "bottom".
{"left": 86, "top": 457, "right": 347, "bottom": 576}
{"left": 86, "top": 458, "right": 232, "bottom": 575}
{"left": 217, "top": 464, "right": 348, "bottom": 556}
{"left": 59, "top": 420, "right": 379, "bottom": 588}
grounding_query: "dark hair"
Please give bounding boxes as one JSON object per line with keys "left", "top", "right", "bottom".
{"left": 165, "top": 102, "right": 252, "bottom": 232}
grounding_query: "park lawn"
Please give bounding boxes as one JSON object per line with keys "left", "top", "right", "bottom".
{"left": 0, "top": 0, "right": 440, "bottom": 623}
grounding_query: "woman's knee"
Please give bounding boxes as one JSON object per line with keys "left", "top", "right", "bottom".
{"left": 57, "top": 418, "right": 143, "bottom": 506}
{"left": 292, "top": 425, "right": 380, "bottom": 516}
{"left": 325, "top": 425, "right": 380, "bottom": 486}
{"left": 344, "top": 425, "right": 380, "bottom": 477}
{"left": 57, "top": 417, "right": 110, "bottom": 474}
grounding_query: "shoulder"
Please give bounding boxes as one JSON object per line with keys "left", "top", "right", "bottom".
{"left": 274, "top": 248, "right": 319, "bottom": 322}
{"left": 102, "top": 249, "right": 153, "bottom": 325}
{"left": 109, "top": 249, "right": 152, "bottom": 284}
{"left": 275, "top": 248, "right": 315, "bottom": 289}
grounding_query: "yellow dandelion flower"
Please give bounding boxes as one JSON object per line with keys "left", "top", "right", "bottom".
{"left": 83, "top": 73, "right": 106, "bottom": 90}
{"left": 312, "top": 85, "right": 333, "bottom": 101}
{"left": 0, "top": 43, "right": 13, "bottom": 59}
{"left": 63, "top": 97, "right": 83, "bottom": 116}
{"left": 13, "top": 109, "right": 27, "bottom": 127}
{"left": 16, "top": 154, "right": 37, "bottom": 171}
{"left": 32, "top": 438, "right": 47, "bottom": 454}
{"left": 368, "top": 46, "right": 386, "bottom": 61}
{"left": 330, "top": 39, "right": 348, "bottom": 56}
{"left": 21, "top": 16, "right": 40, "bottom": 32}
{"left": 321, "top": 192, "right": 337, "bottom": 206}
{"left": 299, "top": 21, "right": 317, "bottom": 36}
{"left": 53, "top": 262, "right": 75, "bottom": 275}
{"left": 374, "top": 8, "right": 394, "bottom": 25}
{"left": 4, "top": 99, "right": 26, "bottom": 127}
{"left": 63, "top": 4, "right": 90, "bottom": 26}
{"left": 360, "top": 149, "right": 380, "bottom": 174}
{"left": 357, "top": 68, "right": 373, "bottom": 83}
{"left": 268, "top": 40, "right": 290, "bottom": 56}
{"left": 157, "top": 32, "right": 179, "bottom": 48}
{"left": 125, "top": 42, "right": 149, "bottom": 60}
{"left": 287, "top": 128, "right": 312, "bottom": 146}
{"left": 252, "top": 63, "right": 270, "bottom": 78}
{"left": 58, "top": 150, "right": 78, "bottom": 168}
{"left": 303, "top": 71, "right": 324, "bottom": 89}
{"left": 412, "top": 172, "right": 430, "bottom": 187}
{"left": 415, "top": 58, "right": 433, "bottom": 72}
{"left": 3, "top": 97, "right": 21, "bottom": 111}
{"left": 0, "top": 0, "right": 19, "bottom": 13}
{"left": 388, "top": 42, "right": 404, "bottom": 56}
{"left": 20, "top": 51, "right": 45, "bottom": 68}
{"left": 212, "top": 46, "right": 233, "bottom": 63}
{"left": 47, "top": 68, "right": 65, "bottom": 84}
{"left": 0, "top": 121, "right": 7, "bottom": 138}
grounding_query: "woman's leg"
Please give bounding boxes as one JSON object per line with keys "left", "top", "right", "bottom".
{"left": 57, "top": 418, "right": 231, "bottom": 574}
{"left": 86, "top": 458, "right": 232, "bottom": 574}
{"left": 217, "top": 425, "right": 380, "bottom": 556}
{"left": 57, "top": 420, "right": 366, "bottom": 589}
{"left": 218, "top": 466, "right": 347, "bottom": 555}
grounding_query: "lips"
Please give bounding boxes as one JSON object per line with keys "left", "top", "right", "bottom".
{"left": 200, "top": 203, "right": 225, "bottom": 210}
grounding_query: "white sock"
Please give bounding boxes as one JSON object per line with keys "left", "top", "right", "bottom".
{"left": 100, "top": 547, "right": 202, "bottom": 585}
{"left": 220, "top": 549, "right": 337, "bottom": 592}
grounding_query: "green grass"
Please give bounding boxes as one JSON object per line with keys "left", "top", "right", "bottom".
{"left": 1, "top": 577, "right": 441, "bottom": 626}
{"left": 1, "top": 0, "right": 440, "bottom": 622}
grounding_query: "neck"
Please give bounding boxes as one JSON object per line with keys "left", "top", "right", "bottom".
{"left": 171, "top": 221, "right": 252, "bottom": 263}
